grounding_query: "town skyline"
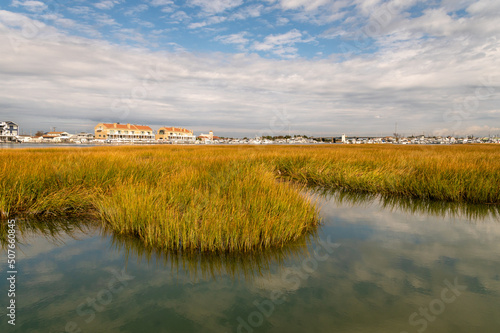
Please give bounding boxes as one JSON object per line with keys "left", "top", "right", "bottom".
{"left": 4, "top": 119, "right": 499, "bottom": 141}
{"left": 0, "top": 1, "right": 499, "bottom": 137}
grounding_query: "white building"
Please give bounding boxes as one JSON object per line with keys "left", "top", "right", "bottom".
{"left": 0, "top": 121, "right": 19, "bottom": 142}
{"left": 42, "top": 131, "right": 71, "bottom": 142}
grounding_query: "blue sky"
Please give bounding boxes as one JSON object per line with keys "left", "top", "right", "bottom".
{"left": 0, "top": 0, "right": 499, "bottom": 137}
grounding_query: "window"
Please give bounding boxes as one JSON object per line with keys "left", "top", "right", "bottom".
{"left": 159, "top": 130, "right": 164, "bottom": 134}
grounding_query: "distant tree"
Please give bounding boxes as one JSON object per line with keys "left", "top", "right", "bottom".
{"left": 35, "top": 130, "right": 44, "bottom": 136}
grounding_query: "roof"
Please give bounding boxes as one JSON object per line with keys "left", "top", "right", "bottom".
{"left": 159, "top": 127, "right": 192, "bottom": 134}
{"left": 198, "top": 135, "right": 220, "bottom": 140}
{"left": 97, "top": 123, "right": 152, "bottom": 131}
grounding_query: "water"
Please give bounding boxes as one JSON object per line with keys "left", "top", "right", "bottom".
{"left": 0, "top": 143, "right": 98, "bottom": 149}
{"left": 1, "top": 193, "right": 499, "bottom": 333}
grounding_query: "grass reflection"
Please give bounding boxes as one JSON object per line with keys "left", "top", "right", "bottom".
{"left": 0, "top": 216, "right": 315, "bottom": 281}
{"left": 316, "top": 188, "right": 500, "bottom": 221}
{"left": 104, "top": 225, "right": 315, "bottom": 281}
{"left": 0, "top": 216, "right": 98, "bottom": 249}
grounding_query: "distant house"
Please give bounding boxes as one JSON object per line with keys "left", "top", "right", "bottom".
{"left": 17, "top": 135, "right": 32, "bottom": 143}
{"left": 156, "top": 127, "right": 195, "bottom": 142}
{"left": 73, "top": 132, "right": 94, "bottom": 143}
{"left": 94, "top": 123, "right": 154, "bottom": 142}
{"left": 42, "top": 131, "right": 70, "bottom": 142}
{"left": 0, "top": 121, "right": 19, "bottom": 142}
{"left": 198, "top": 130, "right": 220, "bottom": 142}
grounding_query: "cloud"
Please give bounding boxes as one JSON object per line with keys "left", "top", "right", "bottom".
{"left": 169, "top": 11, "right": 190, "bottom": 23}
{"left": 67, "top": 6, "right": 95, "bottom": 16}
{"left": 149, "top": 0, "right": 174, "bottom": 6}
{"left": 277, "top": 0, "right": 332, "bottom": 11}
{"left": 230, "top": 4, "right": 264, "bottom": 20}
{"left": 188, "top": 15, "right": 226, "bottom": 29}
{"left": 1, "top": 3, "right": 500, "bottom": 137}
{"left": 214, "top": 32, "right": 249, "bottom": 51}
{"left": 93, "top": 13, "right": 119, "bottom": 26}
{"left": 11, "top": 0, "right": 47, "bottom": 13}
{"left": 94, "top": 0, "right": 122, "bottom": 10}
{"left": 124, "top": 4, "right": 149, "bottom": 16}
{"left": 276, "top": 16, "right": 289, "bottom": 26}
{"left": 252, "top": 29, "right": 315, "bottom": 58}
{"left": 434, "top": 125, "right": 500, "bottom": 137}
{"left": 188, "top": 0, "right": 243, "bottom": 14}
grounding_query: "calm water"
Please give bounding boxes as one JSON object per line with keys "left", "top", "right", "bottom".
{"left": 1, "top": 193, "right": 499, "bottom": 333}
{"left": 0, "top": 143, "right": 98, "bottom": 149}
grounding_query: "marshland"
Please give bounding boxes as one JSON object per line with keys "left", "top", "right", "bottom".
{"left": 1, "top": 144, "right": 499, "bottom": 252}
{"left": 2, "top": 144, "right": 500, "bottom": 332}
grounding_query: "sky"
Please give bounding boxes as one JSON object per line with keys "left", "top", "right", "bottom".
{"left": 0, "top": 0, "right": 499, "bottom": 137}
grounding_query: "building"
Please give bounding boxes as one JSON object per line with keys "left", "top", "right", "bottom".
{"left": 94, "top": 123, "right": 154, "bottom": 142}
{"left": 0, "top": 121, "right": 19, "bottom": 142}
{"left": 198, "top": 130, "right": 220, "bottom": 142}
{"left": 72, "top": 132, "right": 94, "bottom": 143}
{"left": 42, "top": 131, "right": 71, "bottom": 142}
{"left": 156, "top": 127, "right": 195, "bottom": 143}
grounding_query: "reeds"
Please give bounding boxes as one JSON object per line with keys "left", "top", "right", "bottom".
{"left": 1, "top": 144, "right": 498, "bottom": 252}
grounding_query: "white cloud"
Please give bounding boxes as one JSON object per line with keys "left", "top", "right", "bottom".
{"left": 215, "top": 32, "right": 249, "bottom": 47}
{"left": 149, "top": 0, "right": 173, "bottom": 6}
{"left": 1, "top": 5, "right": 499, "bottom": 137}
{"left": 93, "top": 13, "right": 119, "bottom": 26}
{"left": 276, "top": 16, "right": 289, "bottom": 26}
{"left": 252, "top": 29, "right": 315, "bottom": 58}
{"left": 230, "top": 4, "right": 264, "bottom": 20}
{"left": 94, "top": 0, "right": 121, "bottom": 10}
{"left": 11, "top": 0, "right": 47, "bottom": 13}
{"left": 124, "top": 4, "right": 149, "bottom": 16}
{"left": 188, "top": 0, "right": 243, "bottom": 14}
{"left": 467, "top": 0, "right": 500, "bottom": 15}
{"left": 188, "top": 15, "right": 226, "bottom": 29}
{"left": 170, "top": 11, "right": 190, "bottom": 23}
{"left": 434, "top": 125, "right": 500, "bottom": 137}
{"left": 278, "top": 0, "right": 332, "bottom": 11}
{"left": 67, "top": 6, "right": 94, "bottom": 16}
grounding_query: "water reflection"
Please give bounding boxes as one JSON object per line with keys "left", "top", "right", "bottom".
{"left": 0, "top": 216, "right": 97, "bottom": 249}
{"left": 1, "top": 192, "right": 500, "bottom": 332}
{"left": 315, "top": 188, "right": 500, "bottom": 221}
{"left": 104, "top": 228, "right": 315, "bottom": 281}
{"left": 1, "top": 216, "right": 315, "bottom": 281}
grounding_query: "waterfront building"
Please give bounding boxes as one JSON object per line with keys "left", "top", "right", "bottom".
{"left": 156, "top": 127, "right": 195, "bottom": 143}
{"left": 198, "top": 130, "right": 220, "bottom": 142}
{"left": 94, "top": 123, "right": 154, "bottom": 142}
{"left": 0, "top": 121, "right": 19, "bottom": 142}
{"left": 72, "top": 132, "right": 94, "bottom": 143}
{"left": 42, "top": 131, "right": 71, "bottom": 142}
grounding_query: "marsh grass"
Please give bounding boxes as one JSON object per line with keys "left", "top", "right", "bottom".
{"left": 1, "top": 145, "right": 499, "bottom": 252}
